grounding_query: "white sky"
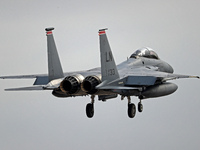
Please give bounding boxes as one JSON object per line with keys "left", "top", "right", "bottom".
{"left": 0, "top": 0, "right": 200, "bottom": 150}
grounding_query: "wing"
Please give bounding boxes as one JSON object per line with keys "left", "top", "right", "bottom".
{"left": 0, "top": 74, "right": 54, "bottom": 91}
{"left": 0, "top": 74, "right": 49, "bottom": 85}
{"left": 97, "top": 67, "right": 199, "bottom": 90}
{"left": 124, "top": 67, "right": 200, "bottom": 81}
{"left": 0, "top": 74, "right": 44, "bottom": 79}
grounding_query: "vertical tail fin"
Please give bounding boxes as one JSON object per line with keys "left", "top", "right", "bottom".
{"left": 45, "top": 28, "right": 64, "bottom": 81}
{"left": 98, "top": 29, "right": 119, "bottom": 82}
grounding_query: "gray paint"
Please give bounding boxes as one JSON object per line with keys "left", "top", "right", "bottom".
{"left": 99, "top": 29, "right": 120, "bottom": 82}
{"left": 1, "top": 29, "right": 198, "bottom": 98}
{"left": 46, "top": 28, "right": 64, "bottom": 81}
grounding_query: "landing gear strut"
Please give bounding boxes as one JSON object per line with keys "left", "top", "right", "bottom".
{"left": 86, "top": 95, "right": 95, "bottom": 118}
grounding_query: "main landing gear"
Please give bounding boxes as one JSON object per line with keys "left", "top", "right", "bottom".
{"left": 122, "top": 96, "right": 143, "bottom": 118}
{"left": 138, "top": 101, "right": 143, "bottom": 113}
{"left": 85, "top": 95, "right": 144, "bottom": 118}
{"left": 86, "top": 95, "right": 95, "bottom": 118}
{"left": 127, "top": 96, "right": 136, "bottom": 118}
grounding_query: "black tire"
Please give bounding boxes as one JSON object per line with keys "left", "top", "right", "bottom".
{"left": 128, "top": 103, "right": 136, "bottom": 118}
{"left": 86, "top": 103, "right": 94, "bottom": 118}
{"left": 138, "top": 102, "right": 143, "bottom": 113}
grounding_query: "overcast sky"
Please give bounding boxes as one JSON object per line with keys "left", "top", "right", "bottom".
{"left": 0, "top": 0, "right": 200, "bottom": 150}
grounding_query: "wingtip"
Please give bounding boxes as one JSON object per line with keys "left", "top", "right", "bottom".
{"left": 189, "top": 76, "right": 200, "bottom": 79}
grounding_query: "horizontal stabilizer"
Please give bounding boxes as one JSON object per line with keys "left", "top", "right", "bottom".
{"left": 0, "top": 75, "right": 39, "bottom": 79}
{"left": 33, "top": 76, "right": 49, "bottom": 85}
{"left": 0, "top": 75, "right": 50, "bottom": 85}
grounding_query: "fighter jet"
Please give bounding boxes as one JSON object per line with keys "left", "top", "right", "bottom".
{"left": 1, "top": 28, "right": 199, "bottom": 118}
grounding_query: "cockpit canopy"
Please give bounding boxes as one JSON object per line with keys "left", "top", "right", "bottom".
{"left": 130, "top": 47, "right": 159, "bottom": 59}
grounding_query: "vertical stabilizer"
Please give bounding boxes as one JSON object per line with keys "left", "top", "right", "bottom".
{"left": 46, "top": 28, "right": 64, "bottom": 81}
{"left": 99, "top": 29, "right": 119, "bottom": 82}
